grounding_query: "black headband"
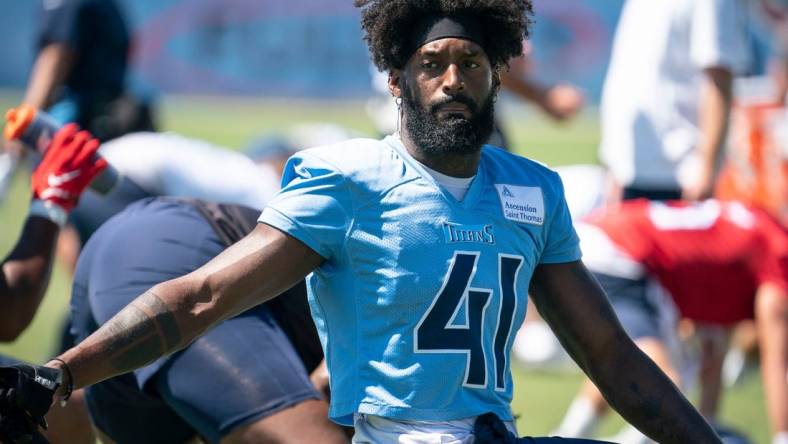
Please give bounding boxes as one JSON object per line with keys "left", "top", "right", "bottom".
{"left": 406, "top": 14, "right": 487, "bottom": 59}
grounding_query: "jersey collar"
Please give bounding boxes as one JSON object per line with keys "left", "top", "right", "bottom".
{"left": 382, "top": 134, "right": 488, "bottom": 210}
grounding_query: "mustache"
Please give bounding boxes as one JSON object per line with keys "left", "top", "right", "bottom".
{"left": 429, "top": 95, "right": 478, "bottom": 114}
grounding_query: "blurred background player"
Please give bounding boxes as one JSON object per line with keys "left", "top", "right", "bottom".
{"left": 6, "top": 0, "right": 153, "bottom": 266}
{"left": 2, "top": 108, "right": 355, "bottom": 337}
{"left": 23, "top": 0, "right": 154, "bottom": 140}
{"left": 707, "top": 0, "right": 788, "bottom": 394}
{"left": 66, "top": 196, "right": 347, "bottom": 444}
{"left": 0, "top": 125, "right": 346, "bottom": 443}
{"left": 549, "top": 196, "right": 788, "bottom": 444}
{"left": 61, "top": 123, "right": 359, "bottom": 268}
{"left": 599, "top": 0, "right": 750, "bottom": 202}
{"left": 0, "top": 124, "right": 106, "bottom": 444}
{"left": 754, "top": 0, "right": 788, "bottom": 103}
{"left": 715, "top": 0, "right": 788, "bottom": 225}
{"left": 0, "top": 0, "right": 155, "bottom": 204}
{"left": 0, "top": 124, "right": 105, "bottom": 346}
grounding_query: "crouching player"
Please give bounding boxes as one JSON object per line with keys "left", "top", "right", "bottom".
{"left": 0, "top": 125, "right": 346, "bottom": 443}
{"left": 554, "top": 199, "right": 788, "bottom": 444}
{"left": 65, "top": 197, "right": 347, "bottom": 443}
{"left": 2, "top": 197, "right": 348, "bottom": 444}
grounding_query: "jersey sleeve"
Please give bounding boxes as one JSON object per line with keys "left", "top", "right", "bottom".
{"left": 37, "top": 0, "right": 85, "bottom": 49}
{"left": 690, "top": 0, "right": 749, "bottom": 72}
{"left": 259, "top": 152, "right": 352, "bottom": 260}
{"left": 539, "top": 174, "right": 582, "bottom": 264}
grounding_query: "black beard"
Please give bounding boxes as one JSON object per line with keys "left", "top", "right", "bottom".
{"left": 401, "top": 80, "right": 496, "bottom": 157}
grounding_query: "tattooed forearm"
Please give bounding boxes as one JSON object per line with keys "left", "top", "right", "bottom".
{"left": 90, "top": 290, "right": 183, "bottom": 374}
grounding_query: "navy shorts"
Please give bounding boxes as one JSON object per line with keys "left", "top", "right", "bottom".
{"left": 69, "top": 175, "right": 153, "bottom": 245}
{"left": 621, "top": 187, "right": 682, "bottom": 201}
{"left": 70, "top": 198, "right": 321, "bottom": 444}
{"left": 592, "top": 272, "right": 661, "bottom": 340}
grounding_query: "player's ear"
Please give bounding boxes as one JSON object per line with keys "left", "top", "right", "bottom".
{"left": 492, "top": 70, "right": 501, "bottom": 98}
{"left": 389, "top": 70, "right": 402, "bottom": 99}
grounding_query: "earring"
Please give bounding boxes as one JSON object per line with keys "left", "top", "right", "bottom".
{"left": 395, "top": 97, "right": 402, "bottom": 135}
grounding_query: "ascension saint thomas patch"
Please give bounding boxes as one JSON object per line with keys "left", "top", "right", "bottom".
{"left": 495, "top": 184, "right": 544, "bottom": 226}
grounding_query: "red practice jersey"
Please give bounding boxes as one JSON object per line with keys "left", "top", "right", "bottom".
{"left": 586, "top": 199, "right": 788, "bottom": 325}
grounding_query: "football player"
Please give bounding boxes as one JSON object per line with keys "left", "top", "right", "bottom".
{"left": 553, "top": 198, "right": 788, "bottom": 444}
{"left": 2, "top": 1, "right": 722, "bottom": 442}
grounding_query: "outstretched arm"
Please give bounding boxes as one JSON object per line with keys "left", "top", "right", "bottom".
{"left": 0, "top": 125, "right": 105, "bottom": 341}
{"left": 529, "top": 260, "right": 721, "bottom": 443}
{"left": 23, "top": 44, "right": 76, "bottom": 111}
{"left": 50, "top": 223, "right": 323, "bottom": 397}
{"left": 500, "top": 70, "right": 584, "bottom": 122}
{"left": 683, "top": 66, "right": 733, "bottom": 201}
{"left": 0, "top": 217, "right": 59, "bottom": 341}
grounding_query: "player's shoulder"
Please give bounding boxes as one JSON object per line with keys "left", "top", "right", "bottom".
{"left": 291, "top": 136, "right": 416, "bottom": 191}
{"left": 297, "top": 137, "right": 391, "bottom": 164}
{"left": 482, "top": 145, "right": 565, "bottom": 193}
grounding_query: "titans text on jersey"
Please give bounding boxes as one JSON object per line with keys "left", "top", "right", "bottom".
{"left": 259, "top": 135, "right": 581, "bottom": 425}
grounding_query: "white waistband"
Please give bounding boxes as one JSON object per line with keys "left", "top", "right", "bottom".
{"left": 351, "top": 414, "right": 517, "bottom": 444}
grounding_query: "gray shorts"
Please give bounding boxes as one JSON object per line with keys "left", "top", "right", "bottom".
{"left": 593, "top": 272, "right": 663, "bottom": 340}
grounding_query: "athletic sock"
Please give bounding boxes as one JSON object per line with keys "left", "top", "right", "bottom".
{"left": 773, "top": 431, "right": 788, "bottom": 444}
{"left": 605, "top": 425, "right": 653, "bottom": 444}
{"left": 551, "top": 397, "right": 600, "bottom": 438}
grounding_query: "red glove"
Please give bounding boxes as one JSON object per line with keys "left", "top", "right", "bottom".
{"left": 31, "top": 124, "right": 107, "bottom": 214}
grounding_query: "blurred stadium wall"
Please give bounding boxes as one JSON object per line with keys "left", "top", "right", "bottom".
{"left": 0, "top": 0, "right": 777, "bottom": 100}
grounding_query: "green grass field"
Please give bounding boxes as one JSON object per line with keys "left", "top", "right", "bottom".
{"left": 0, "top": 92, "right": 770, "bottom": 442}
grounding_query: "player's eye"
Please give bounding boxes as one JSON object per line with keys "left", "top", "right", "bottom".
{"left": 464, "top": 60, "right": 480, "bottom": 69}
{"left": 421, "top": 60, "right": 439, "bottom": 70}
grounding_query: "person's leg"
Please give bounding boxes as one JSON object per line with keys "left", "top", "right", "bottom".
{"left": 693, "top": 324, "right": 731, "bottom": 419}
{"left": 221, "top": 399, "right": 347, "bottom": 444}
{"left": 554, "top": 382, "right": 609, "bottom": 438}
{"left": 722, "top": 320, "right": 757, "bottom": 387}
{"left": 70, "top": 199, "right": 227, "bottom": 443}
{"left": 73, "top": 199, "right": 345, "bottom": 443}
{"left": 152, "top": 303, "right": 347, "bottom": 444}
{"left": 42, "top": 389, "right": 97, "bottom": 444}
{"left": 82, "top": 375, "right": 198, "bottom": 444}
{"left": 55, "top": 224, "right": 81, "bottom": 274}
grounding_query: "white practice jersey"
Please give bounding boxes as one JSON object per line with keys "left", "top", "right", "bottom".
{"left": 99, "top": 132, "right": 281, "bottom": 209}
{"left": 599, "top": 0, "right": 750, "bottom": 190}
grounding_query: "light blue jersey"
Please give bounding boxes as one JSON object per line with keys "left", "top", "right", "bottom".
{"left": 259, "top": 135, "right": 580, "bottom": 425}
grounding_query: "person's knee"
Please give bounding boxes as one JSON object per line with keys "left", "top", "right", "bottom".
{"left": 221, "top": 400, "right": 349, "bottom": 444}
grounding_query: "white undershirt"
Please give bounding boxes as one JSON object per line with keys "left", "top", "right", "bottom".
{"left": 99, "top": 132, "right": 281, "bottom": 208}
{"left": 396, "top": 138, "right": 476, "bottom": 201}
{"left": 419, "top": 162, "right": 475, "bottom": 201}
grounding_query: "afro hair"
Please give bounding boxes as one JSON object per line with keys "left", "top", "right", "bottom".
{"left": 355, "top": 0, "right": 534, "bottom": 72}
